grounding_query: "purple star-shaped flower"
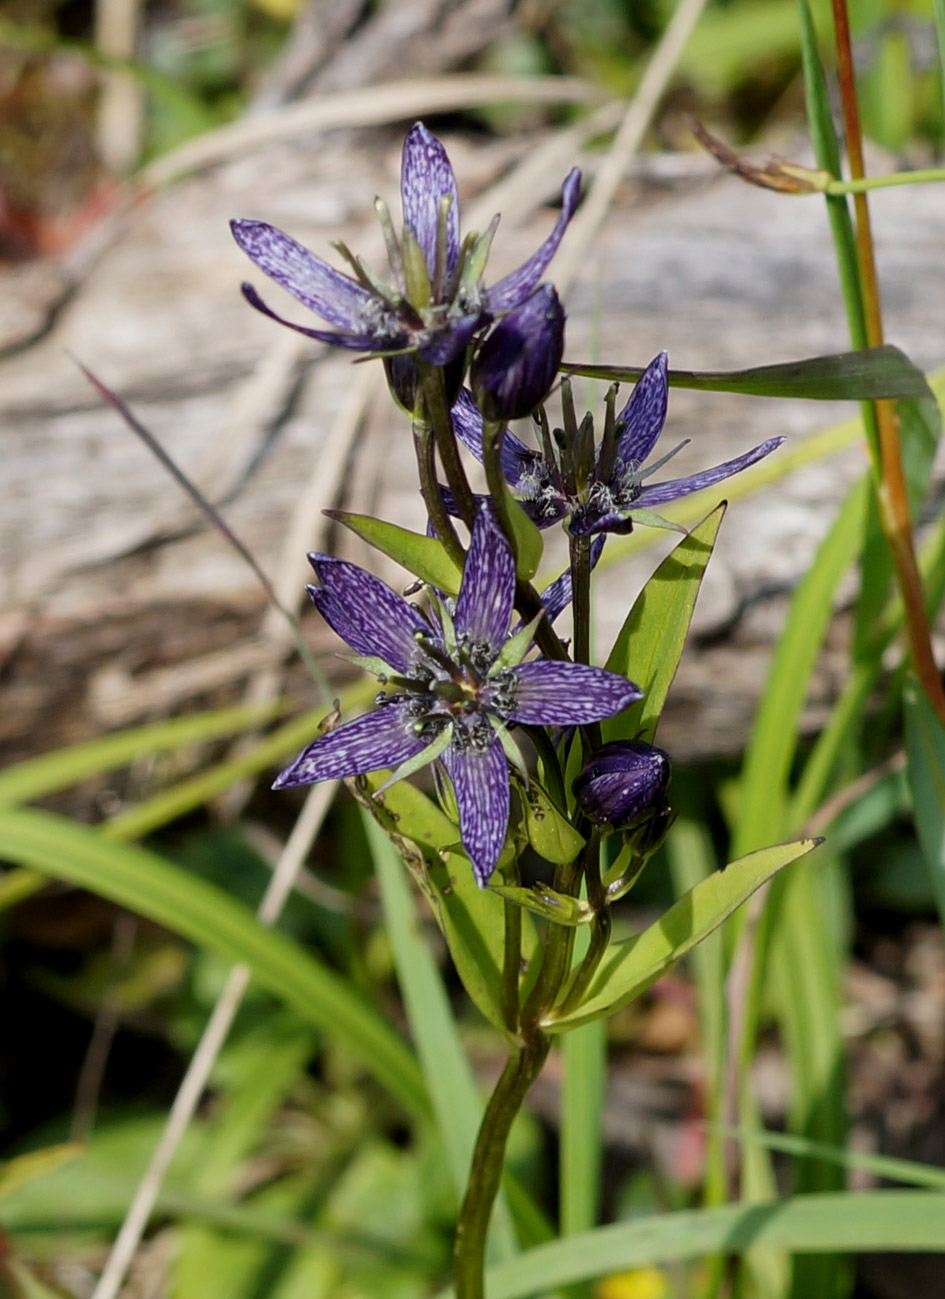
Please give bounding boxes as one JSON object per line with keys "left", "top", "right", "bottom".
{"left": 451, "top": 353, "right": 784, "bottom": 535}
{"left": 231, "top": 122, "right": 580, "bottom": 367}
{"left": 274, "top": 503, "right": 640, "bottom": 885}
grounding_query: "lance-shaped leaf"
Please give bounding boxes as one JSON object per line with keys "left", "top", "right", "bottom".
{"left": 547, "top": 838, "right": 821, "bottom": 1030}
{"left": 603, "top": 503, "right": 725, "bottom": 744}
{"left": 352, "top": 774, "right": 540, "bottom": 1034}
{"left": 326, "top": 510, "right": 463, "bottom": 595}
{"left": 562, "top": 344, "right": 933, "bottom": 402}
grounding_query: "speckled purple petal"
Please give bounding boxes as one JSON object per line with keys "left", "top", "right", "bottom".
{"left": 273, "top": 699, "right": 429, "bottom": 787}
{"left": 401, "top": 122, "right": 461, "bottom": 281}
{"left": 487, "top": 169, "right": 581, "bottom": 312}
{"left": 612, "top": 352, "right": 669, "bottom": 476}
{"left": 497, "top": 660, "right": 640, "bottom": 725}
{"left": 538, "top": 535, "right": 606, "bottom": 623}
{"left": 567, "top": 505, "right": 635, "bottom": 538}
{"left": 442, "top": 734, "right": 510, "bottom": 886}
{"left": 634, "top": 436, "right": 785, "bottom": 508}
{"left": 453, "top": 503, "right": 515, "bottom": 654}
{"left": 240, "top": 284, "right": 378, "bottom": 350}
{"left": 231, "top": 219, "right": 375, "bottom": 330}
{"left": 307, "top": 554, "right": 433, "bottom": 672}
{"left": 450, "top": 388, "right": 538, "bottom": 489}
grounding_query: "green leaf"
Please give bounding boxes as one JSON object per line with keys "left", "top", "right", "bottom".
{"left": 507, "top": 497, "right": 544, "bottom": 583}
{"left": 735, "top": 475, "right": 870, "bottom": 857}
{"left": 603, "top": 504, "right": 725, "bottom": 744}
{"left": 448, "top": 1191, "right": 945, "bottom": 1299}
{"left": 327, "top": 511, "right": 463, "bottom": 595}
{"left": 0, "top": 701, "right": 286, "bottom": 806}
{"left": 548, "top": 839, "right": 820, "bottom": 1030}
{"left": 0, "top": 1143, "right": 82, "bottom": 1202}
{"left": 0, "top": 807, "right": 427, "bottom": 1121}
{"left": 562, "top": 345, "right": 931, "bottom": 401}
{"left": 519, "top": 780, "right": 585, "bottom": 865}
{"left": 352, "top": 777, "right": 539, "bottom": 1034}
{"left": 904, "top": 677, "right": 945, "bottom": 928}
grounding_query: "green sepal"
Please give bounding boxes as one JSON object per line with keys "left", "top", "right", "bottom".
{"left": 506, "top": 495, "right": 544, "bottom": 582}
{"left": 517, "top": 777, "right": 585, "bottom": 865}
{"left": 488, "top": 883, "right": 594, "bottom": 926}
{"left": 428, "top": 588, "right": 459, "bottom": 658}
{"left": 402, "top": 224, "right": 433, "bottom": 307}
{"left": 373, "top": 725, "right": 453, "bottom": 796}
{"left": 327, "top": 510, "right": 462, "bottom": 595}
{"left": 621, "top": 507, "right": 690, "bottom": 535}
{"left": 459, "top": 217, "right": 499, "bottom": 292}
{"left": 492, "top": 722, "right": 531, "bottom": 787}
{"left": 490, "top": 610, "right": 545, "bottom": 673}
{"left": 347, "top": 654, "right": 399, "bottom": 680}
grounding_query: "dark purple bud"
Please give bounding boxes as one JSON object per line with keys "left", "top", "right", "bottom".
{"left": 471, "top": 285, "right": 565, "bottom": 422}
{"left": 384, "top": 353, "right": 465, "bottom": 413}
{"left": 573, "top": 740, "right": 671, "bottom": 831}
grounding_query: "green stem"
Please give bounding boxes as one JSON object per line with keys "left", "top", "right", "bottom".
{"left": 412, "top": 415, "right": 466, "bottom": 572}
{"left": 501, "top": 861, "right": 523, "bottom": 1036}
{"left": 417, "top": 360, "right": 479, "bottom": 532}
{"left": 824, "top": 167, "right": 945, "bottom": 195}
{"left": 452, "top": 1034, "right": 551, "bottom": 1299}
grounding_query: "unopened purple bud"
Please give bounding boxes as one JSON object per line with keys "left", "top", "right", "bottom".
{"left": 384, "top": 353, "right": 465, "bottom": 413}
{"left": 471, "top": 285, "right": 565, "bottom": 422}
{"left": 573, "top": 740, "right": 671, "bottom": 831}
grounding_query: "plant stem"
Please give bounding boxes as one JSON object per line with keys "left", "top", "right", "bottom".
{"left": 830, "top": 0, "right": 945, "bottom": 724}
{"left": 412, "top": 414, "right": 466, "bottom": 571}
{"left": 452, "top": 1034, "right": 551, "bottom": 1299}
{"left": 417, "top": 359, "right": 479, "bottom": 532}
{"left": 824, "top": 167, "right": 945, "bottom": 195}
{"left": 501, "top": 861, "right": 522, "bottom": 1037}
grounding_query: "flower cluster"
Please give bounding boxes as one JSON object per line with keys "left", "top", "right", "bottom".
{"left": 232, "top": 121, "right": 785, "bottom": 887}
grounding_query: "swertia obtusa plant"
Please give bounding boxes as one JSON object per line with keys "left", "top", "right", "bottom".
{"left": 232, "top": 121, "right": 815, "bottom": 1299}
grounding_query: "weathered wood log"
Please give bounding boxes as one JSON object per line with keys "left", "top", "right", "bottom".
{"left": 2, "top": 110, "right": 943, "bottom": 772}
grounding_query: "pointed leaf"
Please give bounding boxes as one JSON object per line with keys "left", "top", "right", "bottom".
{"left": 326, "top": 511, "right": 463, "bottom": 594}
{"left": 562, "top": 345, "right": 932, "bottom": 401}
{"left": 603, "top": 504, "right": 725, "bottom": 743}
{"left": 548, "top": 839, "right": 820, "bottom": 1029}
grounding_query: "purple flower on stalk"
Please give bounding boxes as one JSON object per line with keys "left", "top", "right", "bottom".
{"left": 274, "top": 503, "right": 641, "bottom": 886}
{"left": 452, "top": 353, "right": 784, "bottom": 535}
{"left": 231, "top": 122, "right": 580, "bottom": 367}
{"left": 573, "top": 740, "right": 671, "bottom": 831}
{"left": 471, "top": 284, "right": 565, "bottom": 421}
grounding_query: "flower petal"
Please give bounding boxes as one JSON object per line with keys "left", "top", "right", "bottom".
{"left": 442, "top": 732, "right": 510, "bottom": 886}
{"left": 454, "top": 502, "right": 515, "bottom": 653}
{"left": 273, "top": 699, "right": 429, "bottom": 787}
{"left": 487, "top": 168, "right": 581, "bottom": 312}
{"left": 401, "top": 122, "right": 461, "bottom": 282}
{"left": 307, "top": 554, "right": 433, "bottom": 672}
{"left": 418, "top": 311, "right": 482, "bottom": 365}
{"left": 538, "top": 535, "right": 606, "bottom": 623}
{"left": 612, "top": 352, "right": 669, "bottom": 475}
{"left": 450, "top": 388, "right": 538, "bottom": 488}
{"left": 240, "top": 284, "right": 378, "bottom": 351}
{"left": 496, "top": 660, "right": 641, "bottom": 724}
{"left": 634, "top": 436, "right": 785, "bottom": 508}
{"left": 231, "top": 219, "right": 376, "bottom": 331}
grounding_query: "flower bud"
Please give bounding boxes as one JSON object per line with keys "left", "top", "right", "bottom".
{"left": 471, "top": 284, "right": 565, "bottom": 422}
{"left": 573, "top": 740, "right": 671, "bottom": 831}
{"left": 384, "top": 353, "right": 465, "bottom": 413}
